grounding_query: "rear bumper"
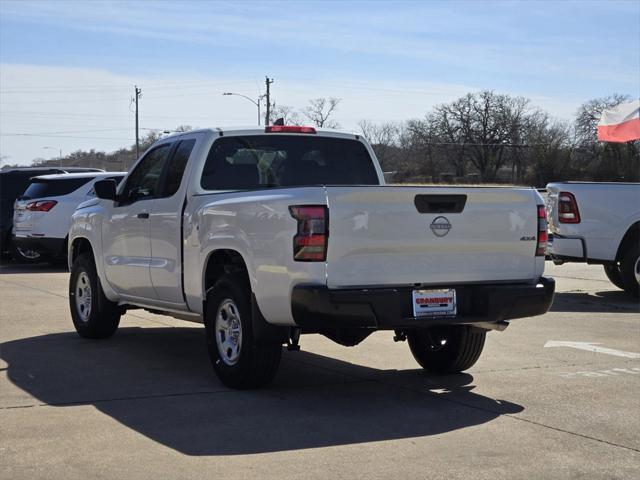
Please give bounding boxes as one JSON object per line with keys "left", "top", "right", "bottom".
{"left": 548, "top": 234, "right": 586, "bottom": 262}
{"left": 291, "top": 277, "right": 555, "bottom": 331}
{"left": 12, "top": 234, "right": 66, "bottom": 257}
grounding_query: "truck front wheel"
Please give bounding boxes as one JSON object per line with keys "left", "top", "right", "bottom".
{"left": 619, "top": 243, "right": 640, "bottom": 299}
{"left": 205, "top": 273, "right": 282, "bottom": 389}
{"left": 407, "top": 326, "right": 486, "bottom": 374}
{"left": 69, "top": 252, "right": 121, "bottom": 338}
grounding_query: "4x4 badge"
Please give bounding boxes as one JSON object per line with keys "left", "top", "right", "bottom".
{"left": 430, "top": 216, "right": 452, "bottom": 237}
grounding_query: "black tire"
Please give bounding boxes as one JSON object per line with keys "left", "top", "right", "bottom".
{"left": 205, "top": 273, "right": 282, "bottom": 389}
{"left": 619, "top": 243, "right": 640, "bottom": 299}
{"left": 407, "top": 326, "right": 486, "bottom": 373}
{"left": 603, "top": 263, "right": 625, "bottom": 290}
{"left": 69, "top": 252, "right": 121, "bottom": 338}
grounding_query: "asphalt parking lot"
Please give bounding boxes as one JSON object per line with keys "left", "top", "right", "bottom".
{"left": 0, "top": 261, "right": 638, "bottom": 479}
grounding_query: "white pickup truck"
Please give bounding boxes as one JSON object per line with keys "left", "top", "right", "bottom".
{"left": 68, "top": 126, "right": 554, "bottom": 388}
{"left": 546, "top": 182, "right": 640, "bottom": 297}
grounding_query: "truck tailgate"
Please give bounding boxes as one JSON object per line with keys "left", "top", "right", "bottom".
{"left": 325, "top": 186, "right": 540, "bottom": 287}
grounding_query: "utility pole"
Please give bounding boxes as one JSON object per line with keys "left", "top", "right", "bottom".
{"left": 134, "top": 86, "right": 142, "bottom": 160}
{"left": 265, "top": 76, "right": 273, "bottom": 125}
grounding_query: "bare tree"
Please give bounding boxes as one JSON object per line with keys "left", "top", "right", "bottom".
{"left": 358, "top": 120, "right": 401, "bottom": 146}
{"left": 431, "top": 91, "right": 534, "bottom": 181}
{"left": 574, "top": 94, "right": 630, "bottom": 145}
{"left": 522, "top": 112, "right": 573, "bottom": 185}
{"left": 358, "top": 120, "right": 405, "bottom": 178}
{"left": 302, "top": 97, "right": 341, "bottom": 128}
{"left": 139, "top": 130, "right": 163, "bottom": 151}
{"left": 574, "top": 94, "right": 638, "bottom": 182}
{"left": 269, "top": 104, "right": 302, "bottom": 125}
{"left": 410, "top": 113, "right": 468, "bottom": 179}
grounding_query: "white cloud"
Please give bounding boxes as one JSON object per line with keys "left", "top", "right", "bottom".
{"left": 3, "top": 1, "right": 638, "bottom": 85}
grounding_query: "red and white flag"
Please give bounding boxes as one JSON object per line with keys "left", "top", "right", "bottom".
{"left": 597, "top": 99, "right": 640, "bottom": 143}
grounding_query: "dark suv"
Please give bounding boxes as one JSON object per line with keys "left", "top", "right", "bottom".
{"left": 0, "top": 167, "right": 103, "bottom": 261}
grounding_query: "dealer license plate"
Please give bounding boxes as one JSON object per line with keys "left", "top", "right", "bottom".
{"left": 412, "top": 289, "right": 457, "bottom": 317}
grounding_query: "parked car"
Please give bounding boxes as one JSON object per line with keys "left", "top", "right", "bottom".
{"left": 13, "top": 172, "right": 125, "bottom": 262}
{"left": 68, "top": 126, "right": 554, "bottom": 389}
{"left": 546, "top": 181, "right": 640, "bottom": 298}
{"left": 1, "top": 167, "right": 103, "bottom": 261}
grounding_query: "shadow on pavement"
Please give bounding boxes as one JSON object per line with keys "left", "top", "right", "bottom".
{"left": 1, "top": 327, "right": 523, "bottom": 456}
{"left": 0, "top": 261, "right": 67, "bottom": 274}
{"left": 551, "top": 291, "right": 639, "bottom": 313}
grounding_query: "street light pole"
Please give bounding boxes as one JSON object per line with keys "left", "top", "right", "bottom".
{"left": 42, "top": 146, "right": 62, "bottom": 167}
{"left": 222, "top": 92, "right": 263, "bottom": 126}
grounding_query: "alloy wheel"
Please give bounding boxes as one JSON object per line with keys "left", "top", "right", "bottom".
{"left": 75, "top": 271, "right": 92, "bottom": 322}
{"left": 215, "top": 299, "right": 243, "bottom": 366}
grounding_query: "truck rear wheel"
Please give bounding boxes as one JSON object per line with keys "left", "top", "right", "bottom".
{"left": 69, "top": 252, "right": 121, "bottom": 338}
{"left": 205, "top": 273, "right": 282, "bottom": 389}
{"left": 407, "top": 326, "right": 486, "bottom": 373}
{"left": 603, "top": 263, "right": 625, "bottom": 290}
{"left": 619, "top": 243, "right": 640, "bottom": 299}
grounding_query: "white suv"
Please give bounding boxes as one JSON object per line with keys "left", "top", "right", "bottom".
{"left": 13, "top": 172, "right": 125, "bottom": 262}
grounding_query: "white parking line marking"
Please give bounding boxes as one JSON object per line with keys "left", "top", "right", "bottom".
{"left": 557, "top": 367, "right": 640, "bottom": 379}
{"left": 544, "top": 341, "right": 640, "bottom": 359}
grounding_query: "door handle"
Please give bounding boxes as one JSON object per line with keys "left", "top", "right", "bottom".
{"left": 137, "top": 212, "right": 150, "bottom": 219}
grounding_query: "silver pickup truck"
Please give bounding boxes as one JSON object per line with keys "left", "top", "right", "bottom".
{"left": 547, "top": 181, "right": 640, "bottom": 297}
{"left": 68, "top": 126, "right": 555, "bottom": 388}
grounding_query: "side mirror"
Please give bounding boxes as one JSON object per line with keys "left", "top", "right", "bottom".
{"left": 94, "top": 179, "right": 117, "bottom": 200}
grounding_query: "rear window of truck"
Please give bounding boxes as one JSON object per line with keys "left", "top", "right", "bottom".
{"left": 21, "top": 177, "right": 96, "bottom": 199}
{"left": 201, "top": 135, "right": 378, "bottom": 190}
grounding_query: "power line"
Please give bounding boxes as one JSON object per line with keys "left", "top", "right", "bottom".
{"left": 0, "top": 80, "right": 257, "bottom": 94}
{"left": 0, "top": 111, "right": 139, "bottom": 119}
{"left": 393, "top": 141, "right": 560, "bottom": 147}
{"left": 4, "top": 128, "right": 131, "bottom": 135}
{"left": 0, "top": 87, "right": 259, "bottom": 104}
{"left": 1, "top": 133, "right": 134, "bottom": 140}
{"left": 1, "top": 126, "right": 179, "bottom": 136}
{"left": 0, "top": 96, "right": 137, "bottom": 105}
{"left": 0, "top": 110, "right": 217, "bottom": 121}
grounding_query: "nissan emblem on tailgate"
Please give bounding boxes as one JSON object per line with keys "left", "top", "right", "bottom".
{"left": 430, "top": 216, "right": 452, "bottom": 237}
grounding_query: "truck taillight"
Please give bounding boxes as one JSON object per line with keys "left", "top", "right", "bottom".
{"left": 289, "top": 205, "right": 328, "bottom": 261}
{"left": 558, "top": 191, "right": 580, "bottom": 223}
{"left": 265, "top": 125, "right": 317, "bottom": 134}
{"left": 26, "top": 200, "right": 57, "bottom": 212}
{"left": 536, "top": 204, "right": 548, "bottom": 256}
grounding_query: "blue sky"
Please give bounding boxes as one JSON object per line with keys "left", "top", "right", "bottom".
{"left": 1, "top": 0, "right": 639, "bottom": 165}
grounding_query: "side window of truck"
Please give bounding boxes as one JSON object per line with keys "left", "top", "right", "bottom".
{"left": 122, "top": 144, "right": 172, "bottom": 202}
{"left": 161, "top": 139, "right": 195, "bottom": 197}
